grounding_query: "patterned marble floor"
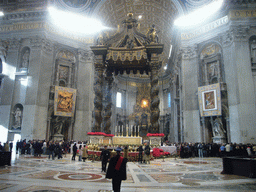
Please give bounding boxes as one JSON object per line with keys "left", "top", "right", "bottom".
{"left": 0, "top": 153, "right": 255, "bottom": 192}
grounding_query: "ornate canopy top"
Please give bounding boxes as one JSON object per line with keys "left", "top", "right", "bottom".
{"left": 91, "top": 13, "right": 163, "bottom": 75}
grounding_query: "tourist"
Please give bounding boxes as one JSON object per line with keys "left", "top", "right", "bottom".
{"left": 198, "top": 143, "right": 203, "bottom": 158}
{"left": 137, "top": 145, "right": 143, "bottom": 163}
{"left": 100, "top": 145, "right": 110, "bottom": 172}
{"left": 0, "top": 142, "right": 3, "bottom": 151}
{"left": 82, "top": 145, "right": 88, "bottom": 162}
{"left": 225, "top": 143, "right": 231, "bottom": 156}
{"left": 106, "top": 147, "right": 127, "bottom": 192}
{"left": 55, "top": 142, "right": 62, "bottom": 159}
{"left": 72, "top": 143, "right": 77, "bottom": 161}
{"left": 3, "top": 141, "right": 10, "bottom": 152}
{"left": 144, "top": 143, "right": 151, "bottom": 164}
{"left": 48, "top": 141, "right": 55, "bottom": 160}
{"left": 78, "top": 145, "right": 82, "bottom": 161}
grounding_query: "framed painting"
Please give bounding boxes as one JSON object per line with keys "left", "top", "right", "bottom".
{"left": 54, "top": 86, "right": 77, "bottom": 117}
{"left": 202, "top": 89, "right": 217, "bottom": 111}
{"left": 198, "top": 83, "right": 221, "bottom": 117}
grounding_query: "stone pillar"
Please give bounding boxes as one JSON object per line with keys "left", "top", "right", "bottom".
{"left": 93, "top": 56, "right": 104, "bottom": 132}
{"left": 103, "top": 70, "right": 113, "bottom": 134}
{"left": 180, "top": 45, "right": 201, "bottom": 142}
{"left": 222, "top": 25, "right": 256, "bottom": 143}
{"left": 73, "top": 50, "right": 94, "bottom": 141}
{"left": 150, "top": 53, "right": 160, "bottom": 133}
{"left": 0, "top": 39, "right": 20, "bottom": 138}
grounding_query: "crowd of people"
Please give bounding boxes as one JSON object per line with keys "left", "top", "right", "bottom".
{"left": 167, "top": 142, "right": 256, "bottom": 158}
{"left": 1, "top": 139, "right": 256, "bottom": 160}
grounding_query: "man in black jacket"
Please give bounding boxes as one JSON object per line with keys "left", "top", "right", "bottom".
{"left": 100, "top": 145, "right": 110, "bottom": 172}
{"left": 106, "top": 147, "right": 127, "bottom": 192}
{"left": 72, "top": 143, "right": 77, "bottom": 161}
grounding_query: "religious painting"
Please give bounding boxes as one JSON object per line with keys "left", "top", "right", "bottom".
{"left": 54, "top": 86, "right": 77, "bottom": 117}
{"left": 202, "top": 90, "right": 217, "bottom": 111}
{"left": 198, "top": 83, "right": 221, "bottom": 117}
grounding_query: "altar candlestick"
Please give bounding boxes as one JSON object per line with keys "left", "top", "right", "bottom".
{"left": 126, "top": 126, "right": 128, "bottom": 137}
{"left": 138, "top": 125, "right": 140, "bottom": 137}
{"left": 115, "top": 126, "right": 117, "bottom": 136}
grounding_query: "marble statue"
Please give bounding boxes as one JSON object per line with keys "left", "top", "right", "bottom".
{"left": 53, "top": 116, "right": 65, "bottom": 135}
{"left": 212, "top": 117, "right": 226, "bottom": 137}
{"left": 21, "top": 50, "right": 30, "bottom": 68}
{"left": 13, "top": 107, "right": 22, "bottom": 128}
{"left": 251, "top": 40, "right": 256, "bottom": 63}
{"left": 146, "top": 24, "right": 159, "bottom": 43}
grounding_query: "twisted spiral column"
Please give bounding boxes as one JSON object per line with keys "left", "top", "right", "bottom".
{"left": 93, "top": 56, "right": 104, "bottom": 132}
{"left": 150, "top": 54, "right": 160, "bottom": 133}
{"left": 103, "top": 71, "right": 113, "bottom": 134}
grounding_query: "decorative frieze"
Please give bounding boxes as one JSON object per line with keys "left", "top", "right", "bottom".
{"left": 181, "top": 45, "right": 198, "bottom": 59}
{"left": 29, "top": 37, "right": 53, "bottom": 53}
{"left": 181, "top": 16, "right": 228, "bottom": 41}
{"left": 2, "top": 12, "right": 46, "bottom": 21}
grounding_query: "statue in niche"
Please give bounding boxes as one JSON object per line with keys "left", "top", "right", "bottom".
{"left": 21, "top": 50, "right": 30, "bottom": 68}
{"left": 146, "top": 24, "right": 159, "bottom": 43}
{"left": 141, "top": 113, "right": 148, "bottom": 126}
{"left": 212, "top": 117, "right": 226, "bottom": 137}
{"left": 53, "top": 116, "right": 66, "bottom": 135}
{"left": 12, "top": 107, "right": 22, "bottom": 129}
{"left": 209, "top": 62, "right": 218, "bottom": 78}
{"left": 251, "top": 40, "right": 256, "bottom": 64}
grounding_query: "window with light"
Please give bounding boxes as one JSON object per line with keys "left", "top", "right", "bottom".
{"left": 116, "top": 92, "right": 122, "bottom": 108}
{"left": 168, "top": 92, "right": 171, "bottom": 108}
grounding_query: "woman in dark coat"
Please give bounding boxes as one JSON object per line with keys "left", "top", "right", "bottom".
{"left": 106, "top": 147, "right": 127, "bottom": 192}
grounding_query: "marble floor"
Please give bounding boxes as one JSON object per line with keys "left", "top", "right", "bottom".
{"left": 0, "top": 153, "right": 255, "bottom": 192}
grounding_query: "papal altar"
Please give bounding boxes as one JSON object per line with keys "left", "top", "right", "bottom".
{"left": 112, "top": 136, "right": 142, "bottom": 145}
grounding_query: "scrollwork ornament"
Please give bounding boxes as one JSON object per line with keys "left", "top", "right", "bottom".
{"left": 30, "top": 36, "right": 43, "bottom": 48}
{"left": 221, "top": 31, "right": 233, "bottom": 46}
{"left": 42, "top": 39, "right": 53, "bottom": 53}
{"left": 7, "top": 38, "right": 21, "bottom": 50}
